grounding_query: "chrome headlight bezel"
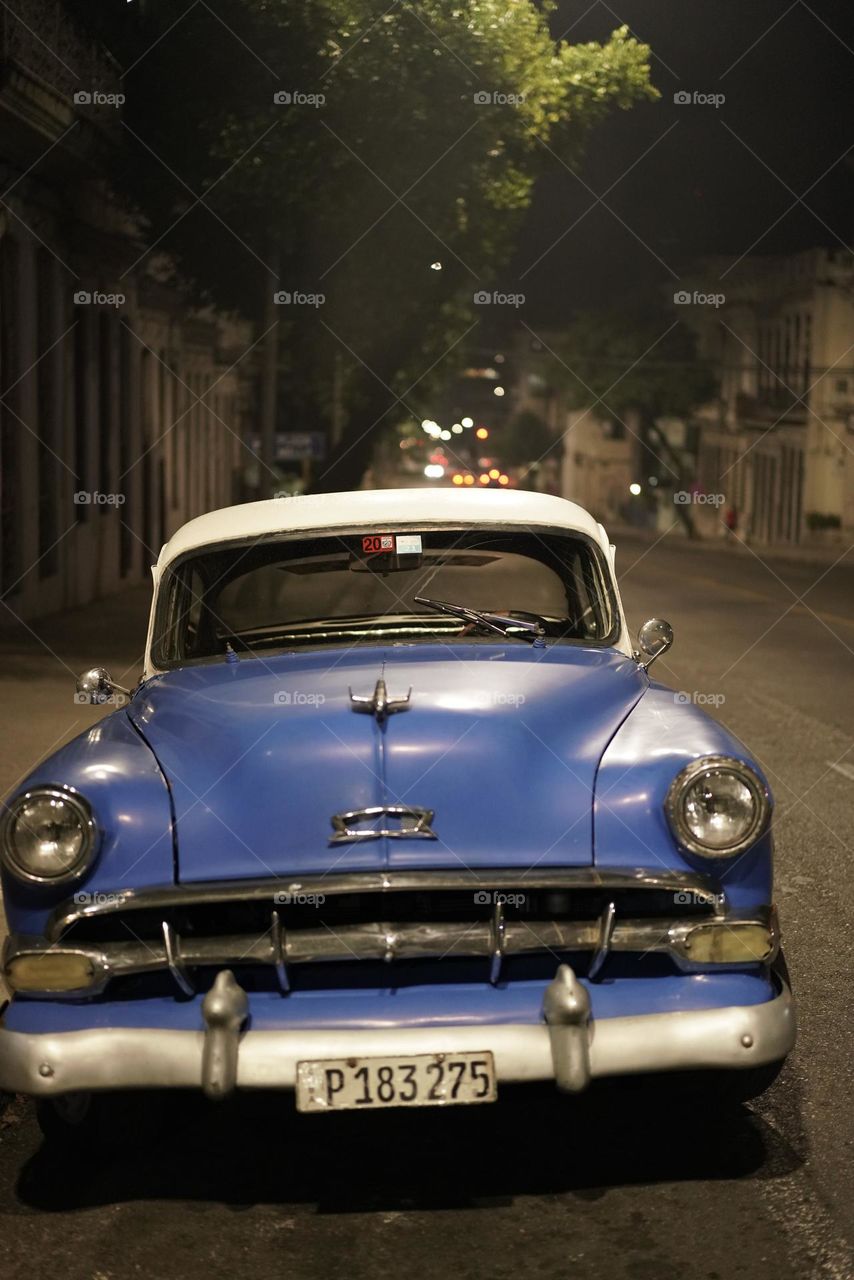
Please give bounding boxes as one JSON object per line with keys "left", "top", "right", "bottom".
{"left": 1, "top": 786, "right": 98, "bottom": 885}
{"left": 665, "top": 756, "right": 770, "bottom": 858}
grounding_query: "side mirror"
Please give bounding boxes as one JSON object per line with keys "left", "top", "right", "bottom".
{"left": 636, "top": 618, "right": 674, "bottom": 671}
{"left": 76, "top": 667, "right": 131, "bottom": 705}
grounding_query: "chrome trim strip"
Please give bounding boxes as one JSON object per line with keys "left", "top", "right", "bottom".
{"left": 588, "top": 901, "right": 616, "bottom": 982}
{"left": 48, "top": 867, "right": 722, "bottom": 940}
{"left": 0, "top": 981, "right": 796, "bottom": 1096}
{"left": 7, "top": 909, "right": 775, "bottom": 996}
{"left": 162, "top": 921, "right": 194, "bottom": 997}
{"left": 270, "top": 910, "right": 290, "bottom": 994}
{"left": 489, "top": 899, "right": 505, "bottom": 986}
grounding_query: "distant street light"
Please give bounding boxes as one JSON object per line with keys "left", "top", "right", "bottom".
{"left": 629, "top": 482, "right": 642, "bottom": 496}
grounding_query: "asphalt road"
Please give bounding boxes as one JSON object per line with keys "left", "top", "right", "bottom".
{"left": 1, "top": 532, "right": 853, "bottom": 1280}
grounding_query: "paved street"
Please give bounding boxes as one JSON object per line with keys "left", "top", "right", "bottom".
{"left": 1, "top": 532, "right": 853, "bottom": 1280}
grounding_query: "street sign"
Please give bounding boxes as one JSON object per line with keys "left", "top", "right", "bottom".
{"left": 248, "top": 432, "right": 327, "bottom": 462}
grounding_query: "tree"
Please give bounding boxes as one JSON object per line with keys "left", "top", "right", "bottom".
{"left": 74, "top": 1, "right": 657, "bottom": 490}
{"left": 501, "top": 409, "right": 553, "bottom": 468}
{"left": 551, "top": 305, "right": 719, "bottom": 534}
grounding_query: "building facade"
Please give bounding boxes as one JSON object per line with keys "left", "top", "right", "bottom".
{"left": 687, "top": 249, "right": 854, "bottom": 545}
{"left": 0, "top": 2, "right": 258, "bottom": 621}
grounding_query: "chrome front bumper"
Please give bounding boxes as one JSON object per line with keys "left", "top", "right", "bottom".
{"left": 0, "top": 967, "right": 796, "bottom": 1101}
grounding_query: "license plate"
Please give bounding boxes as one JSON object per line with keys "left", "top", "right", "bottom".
{"left": 295, "top": 1051, "right": 497, "bottom": 1112}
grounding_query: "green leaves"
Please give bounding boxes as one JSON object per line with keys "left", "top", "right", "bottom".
{"left": 102, "top": 0, "right": 656, "bottom": 484}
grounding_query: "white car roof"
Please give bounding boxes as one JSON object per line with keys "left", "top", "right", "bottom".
{"left": 157, "top": 488, "right": 608, "bottom": 568}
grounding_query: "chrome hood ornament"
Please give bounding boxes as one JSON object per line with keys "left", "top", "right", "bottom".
{"left": 349, "top": 678, "right": 411, "bottom": 723}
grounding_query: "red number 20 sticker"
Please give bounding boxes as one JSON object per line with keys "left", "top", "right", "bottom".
{"left": 362, "top": 534, "right": 394, "bottom": 553}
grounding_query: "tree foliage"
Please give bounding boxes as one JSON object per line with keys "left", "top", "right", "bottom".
{"left": 74, "top": 0, "right": 657, "bottom": 487}
{"left": 555, "top": 306, "right": 718, "bottom": 424}
{"left": 501, "top": 409, "right": 553, "bottom": 468}
{"left": 553, "top": 304, "right": 719, "bottom": 533}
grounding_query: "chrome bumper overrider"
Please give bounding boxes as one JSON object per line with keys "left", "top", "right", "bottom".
{"left": 0, "top": 967, "right": 796, "bottom": 1102}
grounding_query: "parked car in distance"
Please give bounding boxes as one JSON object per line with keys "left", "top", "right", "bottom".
{"left": 0, "top": 488, "right": 795, "bottom": 1139}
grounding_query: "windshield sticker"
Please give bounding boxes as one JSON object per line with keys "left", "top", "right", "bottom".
{"left": 362, "top": 534, "right": 395, "bottom": 553}
{"left": 396, "top": 534, "right": 423, "bottom": 556}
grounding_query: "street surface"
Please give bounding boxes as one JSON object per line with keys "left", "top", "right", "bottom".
{"left": 1, "top": 531, "right": 853, "bottom": 1279}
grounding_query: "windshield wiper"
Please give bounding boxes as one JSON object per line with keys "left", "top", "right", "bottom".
{"left": 414, "top": 596, "right": 546, "bottom": 647}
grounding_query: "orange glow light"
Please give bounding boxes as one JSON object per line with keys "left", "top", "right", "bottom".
{"left": 488, "top": 468, "right": 500, "bottom": 480}
{"left": 463, "top": 474, "right": 475, "bottom": 485}
{"left": 475, "top": 427, "right": 489, "bottom": 440}
{"left": 498, "top": 474, "right": 509, "bottom": 486}
{"left": 452, "top": 473, "right": 464, "bottom": 485}
{"left": 478, "top": 474, "right": 490, "bottom": 485}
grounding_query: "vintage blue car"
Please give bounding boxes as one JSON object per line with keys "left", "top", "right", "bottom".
{"left": 0, "top": 489, "right": 795, "bottom": 1138}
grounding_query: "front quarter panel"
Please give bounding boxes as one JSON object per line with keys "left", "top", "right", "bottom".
{"left": 594, "top": 684, "right": 773, "bottom": 913}
{"left": 1, "top": 709, "right": 174, "bottom": 936}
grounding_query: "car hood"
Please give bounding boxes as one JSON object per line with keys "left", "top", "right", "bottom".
{"left": 129, "top": 644, "right": 646, "bottom": 881}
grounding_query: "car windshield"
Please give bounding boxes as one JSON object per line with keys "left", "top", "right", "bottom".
{"left": 153, "top": 527, "right": 616, "bottom": 665}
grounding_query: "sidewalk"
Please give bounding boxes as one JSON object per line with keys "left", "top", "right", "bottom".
{"left": 605, "top": 523, "right": 854, "bottom": 569}
{"left": 0, "top": 583, "right": 152, "bottom": 676}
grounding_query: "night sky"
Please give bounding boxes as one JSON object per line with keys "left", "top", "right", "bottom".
{"left": 512, "top": 0, "right": 854, "bottom": 321}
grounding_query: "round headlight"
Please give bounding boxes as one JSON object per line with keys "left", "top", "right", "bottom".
{"left": 665, "top": 757, "right": 769, "bottom": 857}
{"left": 1, "top": 788, "right": 96, "bottom": 883}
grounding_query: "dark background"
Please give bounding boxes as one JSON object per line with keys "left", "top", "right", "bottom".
{"left": 513, "top": 0, "right": 854, "bottom": 320}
